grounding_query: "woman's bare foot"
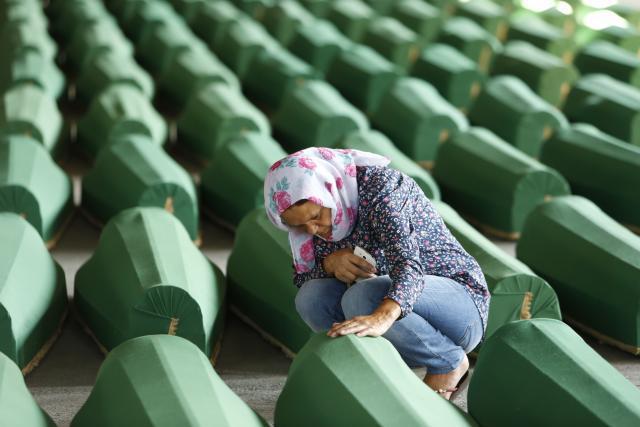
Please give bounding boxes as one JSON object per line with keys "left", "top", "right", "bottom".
{"left": 423, "top": 354, "right": 469, "bottom": 400}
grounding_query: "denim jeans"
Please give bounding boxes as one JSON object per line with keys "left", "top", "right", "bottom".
{"left": 295, "top": 275, "right": 484, "bottom": 374}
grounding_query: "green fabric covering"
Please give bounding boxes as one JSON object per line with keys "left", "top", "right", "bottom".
{"left": 243, "top": 47, "right": 318, "bottom": 111}
{"left": 177, "top": 82, "right": 270, "bottom": 160}
{"left": 119, "top": 0, "right": 178, "bottom": 44}
{"left": 136, "top": 19, "right": 201, "bottom": 75}
{"left": 82, "top": 136, "right": 198, "bottom": 240}
{"left": 491, "top": 41, "right": 579, "bottom": 108}
{"left": 437, "top": 17, "right": 501, "bottom": 73}
{"left": 229, "top": 0, "right": 272, "bottom": 19}
{"left": 0, "top": 21, "right": 57, "bottom": 62}
{"left": 275, "top": 334, "right": 478, "bottom": 427}
{"left": 609, "top": 4, "right": 640, "bottom": 32}
{"left": 171, "top": 0, "right": 207, "bottom": 23}
{"left": 76, "top": 52, "right": 154, "bottom": 102}
{"left": 227, "top": 209, "right": 313, "bottom": 353}
{"left": 77, "top": 84, "right": 167, "bottom": 159}
{"left": 261, "top": 0, "right": 315, "bottom": 46}
{"left": 0, "top": 48, "right": 65, "bottom": 100}
{"left": 339, "top": 129, "right": 440, "bottom": 200}
{"left": 0, "top": 352, "right": 56, "bottom": 426}
{"left": 411, "top": 43, "right": 485, "bottom": 112}
{"left": 0, "top": 1, "right": 47, "bottom": 33}
{"left": 0, "top": 213, "right": 67, "bottom": 371}
{"left": 574, "top": 41, "right": 640, "bottom": 88}
{"left": 434, "top": 127, "right": 570, "bottom": 236}
{"left": 469, "top": 76, "right": 569, "bottom": 157}
{"left": 576, "top": 25, "right": 640, "bottom": 57}
{"left": 0, "top": 83, "right": 62, "bottom": 154}
{"left": 541, "top": 123, "right": 640, "bottom": 230}
{"left": 364, "top": 0, "right": 395, "bottom": 14}
{"left": 74, "top": 208, "right": 225, "bottom": 355}
{"left": 362, "top": 17, "right": 419, "bottom": 70}
{"left": 326, "top": 44, "right": 400, "bottom": 115}
{"left": 563, "top": 74, "right": 640, "bottom": 146}
{"left": 298, "top": 0, "right": 332, "bottom": 17}
{"left": 0, "top": 136, "right": 73, "bottom": 244}
{"left": 468, "top": 319, "right": 640, "bottom": 426}
{"left": 288, "top": 19, "right": 351, "bottom": 75}
{"left": 391, "top": 0, "right": 442, "bottom": 45}
{"left": 507, "top": 16, "right": 575, "bottom": 63}
{"left": 188, "top": 1, "right": 241, "bottom": 50}
{"left": 433, "top": 201, "right": 561, "bottom": 340}
{"left": 51, "top": 0, "right": 110, "bottom": 42}
{"left": 71, "top": 335, "right": 267, "bottom": 427}
{"left": 67, "top": 20, "right": 134, "bottom": 71}
{"left": 326, "top": 0, "right": 375, "bottom": 42}
{"left": 516, "top": 196, "right": 640, "bottom": 353}
{"left": 201, "top": 132, "right": 286, "bottom": 226}
{"left": 272, "top": 80, "right": 368, "bottom": 152}
{"left": 456, "top": 0, "right": 509, "bottom": 41}
{"left": 371, "top": 77, "right": 468, "bottom": 168}
{"left": 428, "top": 0, "right": 458, "bottom": 15}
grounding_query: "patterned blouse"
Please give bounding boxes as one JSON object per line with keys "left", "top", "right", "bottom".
{"left": 293, "top": 165, "right": 490, "bottom": 332}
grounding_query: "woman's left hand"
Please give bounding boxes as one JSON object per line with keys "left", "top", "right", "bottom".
{"left": 327, "top": 299, "right": 401, "bottom": 338}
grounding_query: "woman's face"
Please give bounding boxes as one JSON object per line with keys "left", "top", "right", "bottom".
{"left": 280, "top": 200, "right": 333, "bottom": 239}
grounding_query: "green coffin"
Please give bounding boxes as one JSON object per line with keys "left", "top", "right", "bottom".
{"left": 229, "top": 0, "right": 271, "bottom": 19}
{"left": 469, "top": 76, "right": 568, "bottom": 157}
{"left": 507, "top": 16, "right": 575, "bottom": 64}
{"left": 391, "top": 0, "right": 442, "bottom": 46}
{"left": 0, "top": 21, "right": 57, "bottom": 62}
{"left": 227, "top": 209, "right": 313, "bottom": 354}
{"left": 434, "top": 127, "right": 570, "bottom": 238}
{"left": 75, "top": 208, "right": 225, "bottom": 356}
{"left": 340, "top": 129, "right": 440, "bottom": 200}
{"left": 188, "top": 1, "right": 241, "bottom": 50}
{"left": 362, "top": 17, "right": 419, "bottom": 70}
{"left": 201, "top": 132, "right": 286, "bottom": 227}
{"left": 574, "top": 41, "right": 640, "bottom": 88}
{"left": 297, "top": 0, "right": 332, "bottom": 17}
{"left": 287, "top": 19, "right": 351, "bottom": 75}
{"left": 516, "top": 196, "right": 640, "bottom": 354}
{"left": 0, "top": 352, "right": 56, "bottom": 426}
{"left": 456, "top": 0, "right": 509, "bottom": 41}
{"left": 371, "top": 77, "right": 468, "bottom": 169}
{"left": 411, "top": 43, "right": 485, "bottom": 112}
{"left": 0, "top": 83, "right": 62, "bottom": 155}
{"left": 272, "top": 80, "right": 368, "bottom": 152}
{"left": 576, "top": 24, "right": 640, "bottom": 57}
{"left": 492, "top": 41, "right": 579, "bottom": 108}
{"left": 326, "top": 0, "right": 375, "bottom": 42}
{"left": 437, "top": 17, "right": 501, "bottom": 73}
{"left": 0, "top": 1, "right": 47, "bottom": 32}
{"left": 177, "top": 82, "right": 270, "bottom": 160}
{"left": 136, "top": 19, "right": 201, "bottom": 75}
{"left": 275, "top": 334, "right": 478, "bottom": 427}
{"left": 50, "top": 0, "right": 110, "bottom": 42}
{"left": 261, "top": 0, "right": 314, "bottom": 46}
{"left": 363, "top": 0, "right": 395, "bottom": 14}
{"left": 119, "top": 0, "right": 177, "bottom": 44}
{"left": 82, "top": 137, "right": 199, "bottom": 240}
{"left": 77, "top": 84, "right": 167, "bottom": 159}
{"left": 0, "top": 213, "right": 67, "bottom": 374}
{"left": 433, "top": 201, "right": 561, "bottom": 340}
{"left": 0, "top": 49, "right": 65, "bottom": 100}
{"left": 326, "top": 44, "right": 400, "bottom": 116}
{"left": 541, "top": 123, "right": 640, "bottom": 231}
{"left": 67, "top": 20, "right": 134, "bottom": 71}
{"left": 468, "top": 319, "right": 640, "bottom": 426}
{"left": 71, "top": 335, "right": 267, "bottom": 427}
{"left": 0, "top": 136, "right": 73, "bottom": 246}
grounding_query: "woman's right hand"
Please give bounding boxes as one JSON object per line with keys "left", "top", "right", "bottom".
{"left": 323, "top": 247, "right": 377, "bottom": 284}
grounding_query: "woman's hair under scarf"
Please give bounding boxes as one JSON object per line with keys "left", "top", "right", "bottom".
{"left": 264, "top": 147, "right": 390, "bottom": 274}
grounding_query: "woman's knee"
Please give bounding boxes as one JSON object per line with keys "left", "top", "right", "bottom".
{"left": 295, "top": 279, "right": 346, "bottom": 331}
{"left": 340, "top": 276, "right": 391, "bottom": 318}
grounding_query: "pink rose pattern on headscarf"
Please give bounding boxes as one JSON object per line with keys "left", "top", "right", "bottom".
{"left": 264, "top": 147, "right": 390, "bottom": 273}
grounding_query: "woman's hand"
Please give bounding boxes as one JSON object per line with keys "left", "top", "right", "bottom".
{"left": 323, "top": 247, "right": 377, "bottom": 284}
{"left": 327, "top": 299, "right": 401, "bottom": 338}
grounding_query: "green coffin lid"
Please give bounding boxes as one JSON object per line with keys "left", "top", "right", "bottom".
{"left": 288, "top": 19, "right": 351, "bottom": 75}
{"left": 507, "top": 16, "right": 575, "bottom": 63}
{"left": 120, "top": 0, "right": 177, "bottom": 44}
{"left": 391, "top": 0, "right": 442, "bottom": 45}
{"left": 201, "top": 132, "right": 286, "bottom": 226}
{"left": 371, "top": 77, "right": 468, "bottom": 168}
{"left": 71, "top": 335, "right": 267, "bottom": 427}
{"left": 0, "top": 1, "right": 47, "bottom": 30}
{"left": 275, "top": 334, "right": 478, "bottom": 427}
{"left": 229, "top": 0, "right": 272, "bottom": 19}
{"left": 574, "top": 41, "right": 640, "bottom": 88}
{"left": 411, "top": 43, "right": 485, "bottom": 112}
{"left": 434, "top": 127, "right": 570, "bottom": 237}
{"left": 0, "top": 136, "right": 73, "bottom": 245}
{"left": 136, "top": 19, "right": 202, "bottom": 75}
{"left": 468, "top": 319, "right": 640, "bottom": 426}
{"left": 0, "top": 213, "right": 67, "bottom": 373}
{"left": 340, "top": 129, "right": 440, "bottom": 200}
{"left": 76, "top": 52, "right": 154, "bottom": 102}
{"left": 74, "top": 208, "right": 225, "bottom": 356}
{"left": 243, "top": 47, "right": 318, "bottom": 111}
{"left": 77, "top": 84, "right": 167, "bottom": 159}
{"left": 469, "top": 76, "right": 569, "bottom": 157}
{"left": 0, "top": 352, "right": 56, "bottom": 426}
{"left": 298, "top": 0, "right": 332, "bottom": 18}
{"left": 67, "top": 20, "right": 134, "bottom": 71}
{"left": 0, "top": 48, "right": 65, "bottom": 100}
{"left": 51, "top": 0, "right": 110, "bottom": 42}
{"left": 516, "top": 196, "right": 640, "bottom": 354}
{"left": 456, "top": 0, "right": 509, "bottom": 41}
{"left": 437, "top": 17, "right": 501, "bottom": 73}
{"left": 189, "top": 1, "right": 241, "bottom": 50}
{"left": 326, "top": 0, "right": 375, "bottom": 42}
{"left": 177, "top": 82, "right": 270, "bottom": 160}
{"left": 326, "top": 44, "right": 400, "bottom": 116}
{"left": 261, "top": 0, "right": 315, "bottom": 46}
{"left": 363, "top": 0, "right": 395, "bottom": 14}
{"left": 492, "top": 41, "right": 579, "bottom": 108}
{"left": 227, "top": 209, "right": 313, "bottom": 354}
{"left": 563, "top": 73, "right": 640, "bottom": 146}
{"left": 577, "top": 24, "right": 640, "bottom": 57}
{"left": 362, "top": 17, "right": 419, "bottom": 70}
{"left": 272, "top": 79, "right": 368, "bottom": 152}
{"left": 541, "top": 123, "right": 640, "bottom": 231}
{"left": 0, "top": 22, "right": 57, "bottom": 62}
{"left": 0, "top": 83, "right": 62, "bottom": 154}
{"left": 171, "top": 0, "right": 207, "bottom": 23}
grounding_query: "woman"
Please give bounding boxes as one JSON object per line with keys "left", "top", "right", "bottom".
{"left": 264, "top": 147, "right": 490, "bottom": 399}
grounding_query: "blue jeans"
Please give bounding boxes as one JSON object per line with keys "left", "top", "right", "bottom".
{"left": 295, "top": 275, "right": 484, "bottom": 374}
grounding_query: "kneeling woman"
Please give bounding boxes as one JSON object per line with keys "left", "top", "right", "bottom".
{"left": 264, "top": 147, "right": 490, "bottom": 399}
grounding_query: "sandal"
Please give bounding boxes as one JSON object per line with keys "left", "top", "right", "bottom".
{"left": 435, "top": 371, "right": 469, "bottom": 401}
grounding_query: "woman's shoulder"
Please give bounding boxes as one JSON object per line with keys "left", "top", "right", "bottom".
{"left": 356, "top": 165, "right": 414, "bottom": 205}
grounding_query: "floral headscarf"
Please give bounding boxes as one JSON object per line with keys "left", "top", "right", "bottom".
{"left": 264, "top": 147, "right": 389, "bottom": 273}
